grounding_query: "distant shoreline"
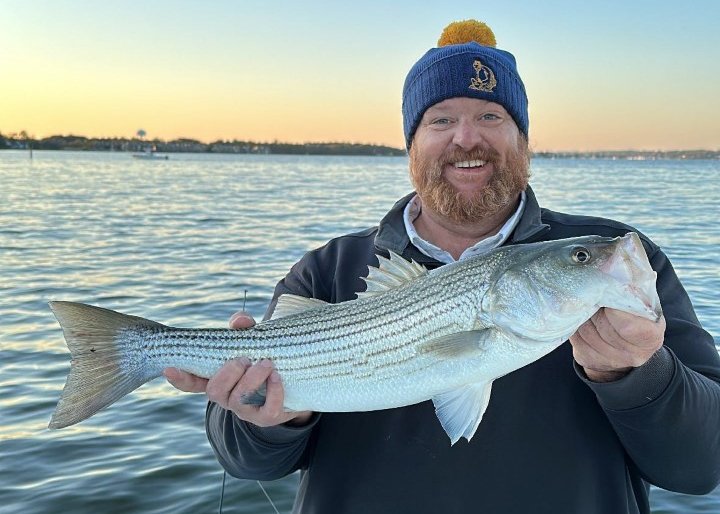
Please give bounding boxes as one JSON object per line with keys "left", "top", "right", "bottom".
{"left": 1, "top": 134, "right": 406, "bottom": 157}
{"left": 1, "top": 134, "right": 718, "bottom": 160}
{"left": 533, "top": 150, "right": 720, "bottom": 160}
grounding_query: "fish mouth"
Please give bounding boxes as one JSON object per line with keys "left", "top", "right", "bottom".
{"left": 624, "top": 283, "right": 663, "bottom": 321}
{"left": 602, "top": 233, "right": 663, "bottom": 321}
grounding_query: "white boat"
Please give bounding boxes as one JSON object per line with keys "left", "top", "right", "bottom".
{"left": 131, "top": 146, "right": 169, "bottom": 160}
{"left": 131, "top": 151, "right": 169, "bottom": 160}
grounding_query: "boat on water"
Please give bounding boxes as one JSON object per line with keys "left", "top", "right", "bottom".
{"left": 131, "top": 151, "right": 169, "bottom": 160}
{"left": 131, "top": 146, "right": 169, "bottom": 160}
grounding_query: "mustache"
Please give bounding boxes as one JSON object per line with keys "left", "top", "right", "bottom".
{"left": 440, "top": 147, "right": 502, "bottom": 165}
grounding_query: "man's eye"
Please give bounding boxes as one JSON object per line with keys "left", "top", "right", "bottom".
{"left": 431, "top": 118, "right": 451, "bottom": 125}
{"left": 481, "top": 113, "right": 501, "bottom": 121}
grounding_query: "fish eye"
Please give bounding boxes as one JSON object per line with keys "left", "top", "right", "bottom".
{"left": 571, "top": 247, "right": 591, "bottom": 264}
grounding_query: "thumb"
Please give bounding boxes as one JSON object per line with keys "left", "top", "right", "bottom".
{"left": 229, "top": 311, "right": 256, "bottom": 330}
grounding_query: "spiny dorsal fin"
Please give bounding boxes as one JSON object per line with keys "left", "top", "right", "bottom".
{"left": 356, "top": 251, "right": 428, "bottom": 299}
{"left": 271, "top": 294, "right": 329, "bottom": 319}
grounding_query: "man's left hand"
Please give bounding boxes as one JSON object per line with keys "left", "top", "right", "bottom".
{"left": 569, "top": 308, "right": 666, "bottom": 383}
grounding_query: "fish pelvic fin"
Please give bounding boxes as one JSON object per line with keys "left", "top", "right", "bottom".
{"left": 433, "top": 380, "right": 495, "bottom": 445}
{"left": 48, "top": 301, "right": 166, "bottom": 429}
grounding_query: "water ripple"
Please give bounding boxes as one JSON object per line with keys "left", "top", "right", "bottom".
{"left": 1, "top": 151, "right": 717, "bottom": 513}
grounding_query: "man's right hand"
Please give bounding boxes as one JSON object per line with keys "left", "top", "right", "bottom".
{"left": 164, "top": 310, "right": 313, "bottom": 427}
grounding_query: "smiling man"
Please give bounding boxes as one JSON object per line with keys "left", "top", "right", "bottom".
{"left": 408, "top": 97, "right": 531, "bottom": 260}
{"left": 166, "top": 20, "right": 720, "bottom": 514}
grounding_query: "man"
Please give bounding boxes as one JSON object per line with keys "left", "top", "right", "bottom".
{"left": 166, "top": 20, "right": 720, "bottom": 513}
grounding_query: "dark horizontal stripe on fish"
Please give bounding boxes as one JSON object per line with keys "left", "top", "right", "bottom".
{"left": 135, "top": 307, "right": 462, "bottom": 378}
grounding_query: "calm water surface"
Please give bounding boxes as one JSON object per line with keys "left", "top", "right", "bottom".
{"left": 1, "top": 151, "right": 718, "bottom": 513}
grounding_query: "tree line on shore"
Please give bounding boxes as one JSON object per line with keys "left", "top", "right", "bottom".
{"left": 1, "top": 132, "right": 717, "bottom": 159}
{"left": 0, "top": 132, "right": 405, "bottom": 156}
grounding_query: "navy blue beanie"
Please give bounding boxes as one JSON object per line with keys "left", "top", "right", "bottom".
{"left": 402, "top": 20, "right": 528, "bottom": 149}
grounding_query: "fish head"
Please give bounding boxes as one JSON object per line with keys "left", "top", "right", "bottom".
{"left": 482, "top": 232, "right": 662, "bottom": 343}
{"left": 595, "top": 231, "right": 662, "bottom": 320}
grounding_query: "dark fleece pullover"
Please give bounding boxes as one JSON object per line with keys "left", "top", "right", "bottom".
{"left": 206, "top": 187, "right": 720, "bottom": 514}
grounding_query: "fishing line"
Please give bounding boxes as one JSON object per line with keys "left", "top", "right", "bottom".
{"left": 219, "top": 290, "right": 283, "bottom": 514}
{"left": 257, "top": 480, "right": 282, "bottom": 514}
{"left": 218, "top": 290, "right": 248, "bottom": 514}
{"left": 217, "top": 470, "right": 226, "bottom": 514}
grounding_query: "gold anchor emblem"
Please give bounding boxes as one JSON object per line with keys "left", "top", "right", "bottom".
{"left": 469, "top": 59, "right": 497, "bottom": 92}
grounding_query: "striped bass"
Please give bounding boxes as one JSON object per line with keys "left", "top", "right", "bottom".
{"left": 48, "top": 232, "right": 661, "bottom": 444}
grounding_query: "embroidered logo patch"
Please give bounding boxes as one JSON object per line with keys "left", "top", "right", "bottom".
{"left": 469, "top": 60, "right": 497, "bottom": 92}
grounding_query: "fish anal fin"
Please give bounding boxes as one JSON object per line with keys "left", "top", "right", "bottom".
{"left": 432, "top": 381, "right": 495, "bottom": 445}
{"left": 271, "top": 294, "right": 329, "bottom": 319}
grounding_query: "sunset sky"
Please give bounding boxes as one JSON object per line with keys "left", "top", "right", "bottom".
{"left": 2, "top": 0, "right": 719, "bottom": 151}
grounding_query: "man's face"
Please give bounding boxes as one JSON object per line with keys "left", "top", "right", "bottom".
{"left": 409, "top": 97, "right": 530, "bottom": 223}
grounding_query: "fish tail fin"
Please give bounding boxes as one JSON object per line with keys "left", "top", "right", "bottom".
{"left": 48, "top": 301, "right": 166, "bottom": 429}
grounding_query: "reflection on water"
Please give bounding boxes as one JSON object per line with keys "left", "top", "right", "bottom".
{"left": 0, "top": 151, "right": 718, "bottom": 513}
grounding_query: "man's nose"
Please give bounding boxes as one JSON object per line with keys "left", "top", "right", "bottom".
{"left": 451, "top": 119, "right": 486, "bottom": 150}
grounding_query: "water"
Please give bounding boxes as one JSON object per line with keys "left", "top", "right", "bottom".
{"left": 1, "top": 150, "right": 718, "bottom": 513}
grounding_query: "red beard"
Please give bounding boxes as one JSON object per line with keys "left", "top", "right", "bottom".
{"left": 409, "top": 139, "right": 531, "bottom": 224}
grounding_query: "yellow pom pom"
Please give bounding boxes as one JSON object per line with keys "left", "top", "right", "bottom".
{"left": 437, "top": 20, "right": 497, "bottom": 48}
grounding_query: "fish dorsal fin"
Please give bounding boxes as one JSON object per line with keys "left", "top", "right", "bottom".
{"left": 432, "top": 380, "right": 495, "bottom": 445}
{"left": 271, "top": 294, "right": 329, "bottom": 319}
{"left": 356, "top": 251, "right": 428, "bottom": 299}
{"left": 417, "top": 329, "right": 492, "bottom": 358}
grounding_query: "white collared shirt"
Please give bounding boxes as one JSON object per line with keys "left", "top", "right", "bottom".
{"left": 402, "top": 191, "right": 527, "bottom": 264}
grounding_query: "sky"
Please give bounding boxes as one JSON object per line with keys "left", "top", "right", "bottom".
{"left": 2, "top": 0, "right": 719, "bottom": 152}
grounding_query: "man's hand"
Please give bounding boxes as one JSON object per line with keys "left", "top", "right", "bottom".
{"left": 164, "top": 310, "right": 312, "bottom": 426}
{"left": 569, "top": 307, "right": 666, "bottom": 382}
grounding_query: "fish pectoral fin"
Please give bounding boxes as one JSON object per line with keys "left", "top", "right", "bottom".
{"left": 417, "top": 330, "right": 491, "bottom": 358}
{"left": 271, "top": 294, "right": 329, "bottom": 319}
{"left": 432, "top": 380, "right": 494, "bottom": 445}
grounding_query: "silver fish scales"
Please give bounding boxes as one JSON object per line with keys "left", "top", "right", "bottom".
{"left": 48, "top": 232, "right": 661, "bottom": 444}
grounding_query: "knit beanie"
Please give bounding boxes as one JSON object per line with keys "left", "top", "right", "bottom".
{"left": 402, "top": 20, "right": 528, "bottom": 149}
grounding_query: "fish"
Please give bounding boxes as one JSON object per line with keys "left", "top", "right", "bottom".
{"left": 48, "top": 232, "right": 662, "bottom": 444}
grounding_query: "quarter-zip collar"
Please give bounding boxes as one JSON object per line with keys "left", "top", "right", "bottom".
{"left": 374, "top": 186, "right": 550, "bottom": 264}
